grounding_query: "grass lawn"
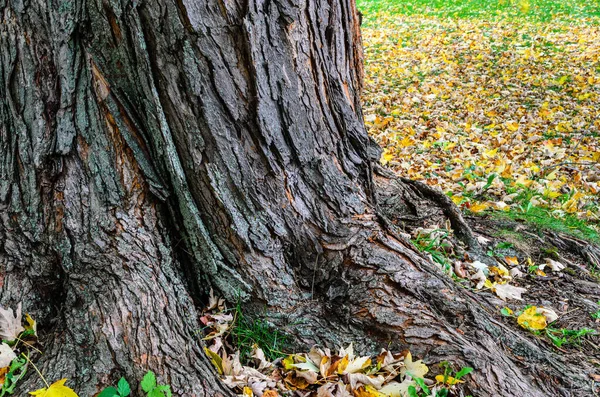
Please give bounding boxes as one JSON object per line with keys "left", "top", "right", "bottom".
{"left": 357, "top": 0, "right": 600, "bottom": 240}
{"left": 358, "top": 0, "right": 600, "bottom": 24}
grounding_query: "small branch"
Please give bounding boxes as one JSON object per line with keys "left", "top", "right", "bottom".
{"left": 400, "top": 178, "right": 483, "bottom": 256}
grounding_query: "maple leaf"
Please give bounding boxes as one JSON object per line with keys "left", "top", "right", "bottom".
{"left": 0, "top": 304, "right": 24, "bottom": 342}
{"left": 29, "top": 379, "right": 79, "bottom": 397}
{"left": 400, "top": 352, "right": 428, "bottom": 379}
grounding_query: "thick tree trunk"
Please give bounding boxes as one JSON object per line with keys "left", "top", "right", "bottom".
{"left": 0, "top": 0, "right": 594, "bottom": 396}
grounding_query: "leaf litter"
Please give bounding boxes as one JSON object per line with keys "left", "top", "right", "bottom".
{"left": 361, "top": 12, "right": 600, "bottom": 223}
{"left": 201, "top": 291, "right": 471, "bottom": 397}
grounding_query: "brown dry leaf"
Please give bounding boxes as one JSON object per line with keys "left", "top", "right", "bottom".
{"left": 0, "top": 366, "right": 9, "bottom": 387}
{"left": 545, "top": 258, "right": 565, "bottom": 272}
{"left": 347, "top": 373, "right": 385, "bottom": 390}
{"left": 492, "top": 283, "right": 527, "bottom": 301}
{"left": 505, "top": 257, "right": 519, "bottom": 266}
{"left": 207, "top": 288, "right": 225, "bottom": 311}
{"left": 251, "top": 346, "right": 273, "bottom": 371}
{"left": 0, "top": 304, "right": 24, "bottom": 342}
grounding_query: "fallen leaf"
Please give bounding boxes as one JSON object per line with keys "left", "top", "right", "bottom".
{"left": 340, "top": 356, "right": 371, "bottom": 374}
{"left": 493, "top": 283, "right": 527, "bottom": 301}
{"left": 536, "top": 307, "right": 559, "bottom": 324}
{"left": 0, "top": 343, "right": 16, "bottom": 368}
{"left": 505, "top": 257, "right": 519, "bottom": 266}
{"left": 29, "top": 379, "right": 79, "bottom": 397}
{"left": 354, "top": 385, "right": 385, "bottom": 397}
{"left": 401, "top": 352, "right": 428, "bottom": 379}
{"left": 435, "top": 374, "right": 465, "bottom": 385}
{"left": 510, "top": 268, "right": 525, "bottom": 278}
{"left": 469, "top": 202, "right": 489, "bottom": 213}
{"left": 0, "top": 304, "right": 24, "bottom": 342}
{"left": 545, "top": 259, "right": 565, "bottom": 272}
{"left": 378, "top": 380, "right": 415, "bottom": 397}
{"left": 471, "top": 269, "right": 488, "bottom": 290}
{"left": 0, "top": 366, "right": 8, "bottom": 387}
{"left": 243, "top": 386, "right": 254, "bottom": 397}
{"left": 347, "top": 373, "right": 385, "bottom": 390}
{"left": 518, "top": 306, "right": 547, "bottom": 330}
{"left": 476, "top": 236, "right": 491, "bottom": 245}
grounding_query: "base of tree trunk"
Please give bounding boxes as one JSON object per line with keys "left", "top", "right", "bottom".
{"left": 1, "top": 1, "right": 597, "bottom": 396}
{"left": 6, "top": 172, "right": 598, "bottom": 397}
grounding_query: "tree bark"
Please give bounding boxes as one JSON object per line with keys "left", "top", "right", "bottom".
{"left": 0, "top": 0, "right": 594, "bottom": 396}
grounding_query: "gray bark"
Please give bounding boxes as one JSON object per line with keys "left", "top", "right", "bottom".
{"left": 0, "top": 0, "right": 594, "bottom": 396}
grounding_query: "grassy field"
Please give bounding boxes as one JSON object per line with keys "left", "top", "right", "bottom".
{"left": 358, "top": 0, "right": 600, "bottom": 24}
{"left": 357, "top": 0, "right": 600, "bottom": 238}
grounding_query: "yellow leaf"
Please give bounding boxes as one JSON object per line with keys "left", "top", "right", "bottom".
{"left": 25, "top": 314, "right": 37, "bottom": 334}
{"left": 557, "top": 75, "right": 569, "bottom": 86}
{"left": 505, "top": 121, "right": 519, "bottom": 132}
{"left": 451, "top": 195, "right": 464, "bottom": 205}
{"left": 399, "top": 136, "right": 413, "bottom": 148}
{"left": 29, "top": 379, "right": 79, "bottom": 397}
{"left": 381, "top": 150, "right": 395, "bottom": 165}
{"left": 469, "top": 202, "right": 489, "bottom": 213}
{"left": 401, "top": 352, "right": 428, "bottom": 379}
{"left": 435, "top": 375, "right": 465, "bottom": 385}
{"left": 518, "top": 0, "right": 530, "bottom": 13}
{"left": 517, "top": 306, "right": 547, "bottom": 330}
{"left": 243, "top": 387, "right": 254, "bottom": 397}
{"left": 483, "top": 148, "right": 498, "bottom": 158}
{"left": 355, "top": 385, "right": 385, "bottom": 397}
{"left": 204, "top": 347, "right": 223, "bottom": 374}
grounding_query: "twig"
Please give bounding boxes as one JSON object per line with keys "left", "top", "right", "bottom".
{"left": 22, "top": 353, "right": 49, "bottom": 388}
{"left": 14, "top": 336, "right": 43, "bottom": 355}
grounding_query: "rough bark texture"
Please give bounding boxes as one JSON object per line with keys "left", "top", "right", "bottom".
{"left": 0, "top": 0, "right": 595, "bottom": 396}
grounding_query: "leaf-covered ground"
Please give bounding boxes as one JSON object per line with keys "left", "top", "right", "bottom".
{"left": 358, "top": 0, "right": 600, "bottom": 234}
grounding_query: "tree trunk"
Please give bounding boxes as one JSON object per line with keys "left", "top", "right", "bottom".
{"left": 0, "top": 0, "right": 594, "bottom": 396}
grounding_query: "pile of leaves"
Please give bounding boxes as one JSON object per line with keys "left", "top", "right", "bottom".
{"left": 359, "top": 5, "right": 600, "bottom": 224}
{"left": 0, "top": 303, "right": 36, "bottom": 395}
{"left": 201, "top": 292, "right": 472, "bottom": 397}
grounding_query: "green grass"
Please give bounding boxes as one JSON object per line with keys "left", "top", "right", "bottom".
{"left": 230, "top": 301, "right": 289, "bottom": 364}
{"left": 412, "top": 229, "right": 454, "bottom": 274}
{"left": 494, "top": 206, "right": 600, "bottom": 244}
{"left": 357, "top": 0, "right": 600, "bottom": 24}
